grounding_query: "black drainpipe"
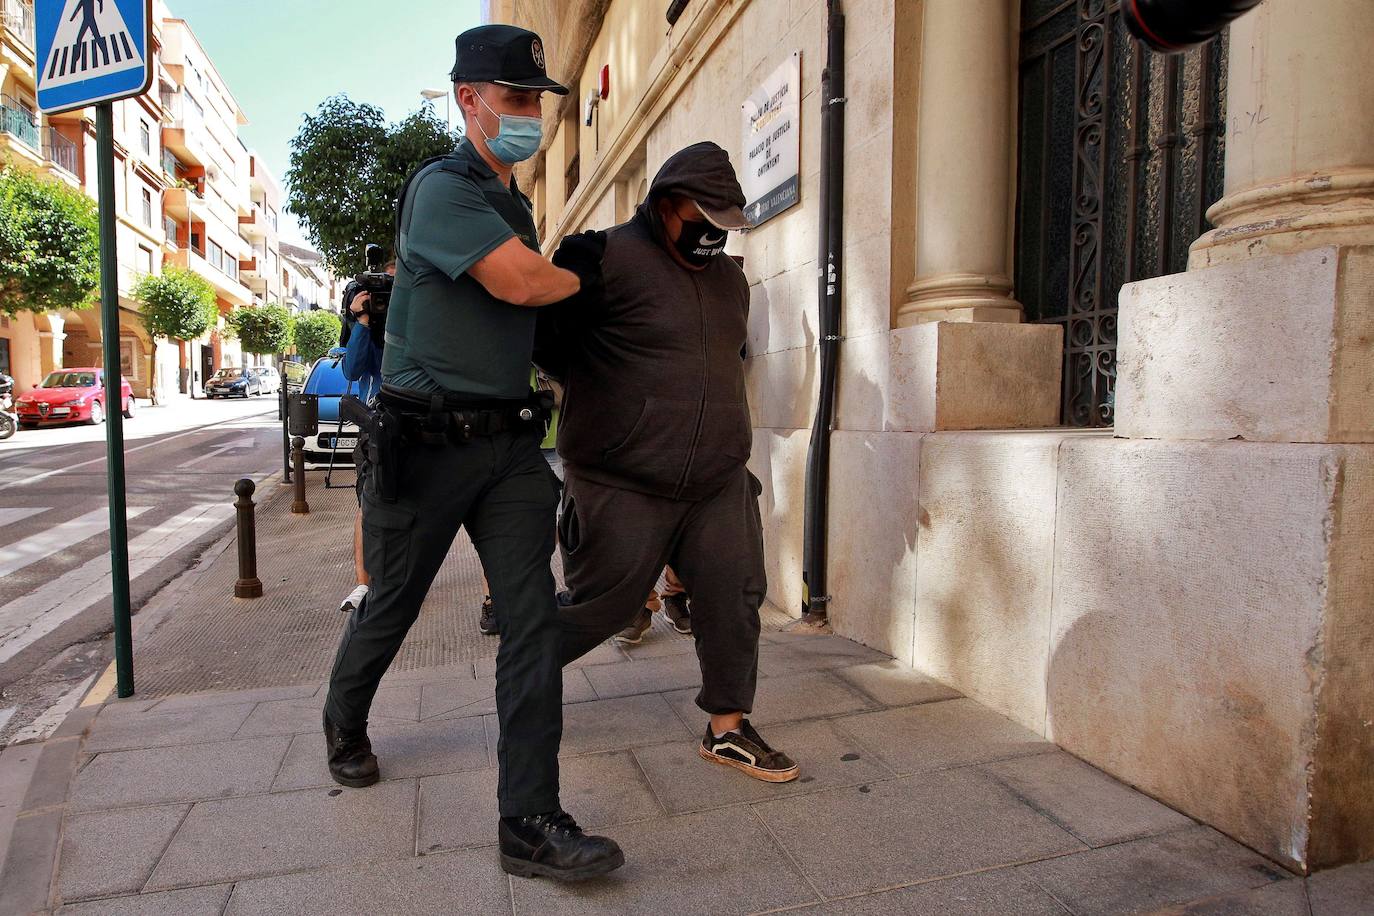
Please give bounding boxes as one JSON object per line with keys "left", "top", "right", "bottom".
{"left": 801, "top": 0, "right": 845, "bottom": 626}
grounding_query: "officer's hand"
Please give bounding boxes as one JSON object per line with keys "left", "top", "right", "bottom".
{"left": 552, "top": 230, "right": 608, "bottom": 301}
{"left": 350, "top": 291, "right": 370, "bottom": 327}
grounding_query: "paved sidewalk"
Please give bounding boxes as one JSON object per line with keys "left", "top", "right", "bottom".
{"left": 1, "top": 477, "right": 1371, "bottom": 914}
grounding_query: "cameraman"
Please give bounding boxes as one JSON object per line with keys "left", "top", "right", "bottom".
{"left": 338, "top": 264, "right": 394, "bottom": 615}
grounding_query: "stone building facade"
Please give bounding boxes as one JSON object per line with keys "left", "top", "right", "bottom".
{"left": 489, "top": 0, "right": 1374, "bottom": 873}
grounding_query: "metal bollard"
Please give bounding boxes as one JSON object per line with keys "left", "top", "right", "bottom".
{"left": 291, "top": 436, "right": 310, "bottom": 514}
{"left": 233, "top": 478, "right": 263, "bottom": 598}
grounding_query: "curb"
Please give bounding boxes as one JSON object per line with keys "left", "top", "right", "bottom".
{"left": 0, "top": 704, "right": 97, "bottom": 915}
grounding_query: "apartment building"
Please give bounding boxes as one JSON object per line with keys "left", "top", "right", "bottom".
{"left": 0, "top": 0, "right": 287, "bottom": 400}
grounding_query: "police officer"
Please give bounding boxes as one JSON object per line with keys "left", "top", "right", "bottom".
{"left": 322, "top": 24, "right": 623, "bottom": 881}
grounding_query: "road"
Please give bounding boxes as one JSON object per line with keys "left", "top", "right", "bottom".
{"left": 0, "top": 394, "right": 288, "bottom": 744}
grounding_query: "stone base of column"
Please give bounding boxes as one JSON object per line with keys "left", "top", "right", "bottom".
{"left": 886, "top": 321, "right": 1063, "bottom": 432}
{"left": 1117, "top": 245, "right": 1374, "bottom": 442}
{"left": 1190, "top": 170, "right": 1374, "bottom": 270}
{"left": 897, "top": 273, "right": 1023, "bottom": 327}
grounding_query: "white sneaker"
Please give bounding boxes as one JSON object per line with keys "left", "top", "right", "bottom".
{"left": 339, "top": 584, "right": 369, "bottom": 614}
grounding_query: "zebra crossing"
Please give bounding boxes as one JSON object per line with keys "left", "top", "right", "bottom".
{"left": 0, "top": 503, "right": 234, "bottom": 668}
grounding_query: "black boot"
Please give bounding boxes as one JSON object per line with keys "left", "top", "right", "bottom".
{"left": 323, "top": 712, "right": 379, "bottom": 788}
{"left": 498, "top": 810, "right": 625, "bottom": 881}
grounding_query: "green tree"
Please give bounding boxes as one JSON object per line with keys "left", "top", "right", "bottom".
{"left": 133, "top": 267, "right": 217, "bottom": 342}
{"left": 0, "top": 164, "right": 100, "bottom": 316}
{"left": 293, "top": 310, "right": 342, "bottom": 363}
{"left": 228, "top": 303, "right": 293, "bottom": 355}
{"left": 286, "top": 95, "right": 458, "bottom": 278}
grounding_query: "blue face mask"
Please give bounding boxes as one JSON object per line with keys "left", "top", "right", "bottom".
{"left": 474, "top": 91, "right": 542, "bottom": 165}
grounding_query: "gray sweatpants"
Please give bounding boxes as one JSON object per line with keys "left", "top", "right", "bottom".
{"left": 557, "top": 467, "right": 767, "bottom": 715}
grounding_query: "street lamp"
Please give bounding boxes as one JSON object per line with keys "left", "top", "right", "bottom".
{"left": 421, "top": 88, "right": 451, "bottom": 132}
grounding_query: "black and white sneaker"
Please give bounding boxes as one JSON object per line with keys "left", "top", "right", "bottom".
{"left": 699, "top": 719, "right": 799, "bottom": 783}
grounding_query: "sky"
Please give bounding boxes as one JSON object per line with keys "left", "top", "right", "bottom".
{"left": 164, "top": 0, "right": 484, "bottom": 247}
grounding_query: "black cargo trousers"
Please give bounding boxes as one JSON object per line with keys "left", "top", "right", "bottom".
{"left": 557, "top": 467, "right": 767, "bottom": 716}
{"left": 325, "top": 422, "right": 563, "bottom": 818}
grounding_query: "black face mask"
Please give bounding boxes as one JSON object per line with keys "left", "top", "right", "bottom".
{"left": 673, "top": 219, "right": 728, "bottom": 267}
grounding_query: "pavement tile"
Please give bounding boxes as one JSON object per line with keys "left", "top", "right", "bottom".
{"left": 21, "top": 736, "right": 82, "bottom": 811}
{"left": 756, "top": 636, "right": 892, "bottom": 675}
{"left": 979, "top": 751, "right": 1194, "bottom": 847}
{"left": 566, "top": 640, "right": 629, "bottom": 668}
{"left": 84, "top": 702, "right": 258, "bottom": 753}
{"left": 612, "top": 628, "right": 698, "bottom": 660}
{"left": 224, "top": 847, "right": 510, "bottom": 916}
{"left": 236, "top": 685, "right": 419, "bottom": 738}
{"left": 57, "top": 885, "right": 233, "bottom": 915}
{"left": 71, "top": 737, "right": 290, "bottom": 811}
{"left": 1146, "top": 877, "right": 1311, "bottom": 915}
{"left": 0, "top": 809, "right": 61, "bottom": 915}
{"left": 832, "top": 660, "right": 964, "bottom": 707}
{"left": 96, "top": 698, "right": 164, "bottom": 717}
{"left": 508, "top": 807, "right": 818, "bottom": 914}
{"left": 146, "top": 779, "right": 417, "bottom": 890}
{"left": 52, "top": 705, "right": 100, "bottom": 740}
{"left": 661, "top": 670, "right": 878, "bottom": 731}
{"left": 418, "top": 750, "right": 663, "bottom": 853}
{"left": 148, "top": 684, "right": 319, "bottom": 713}
{"left": 379, "top": 662, "right": 476, "bottom": 686}
{"left": 633, "top": 717, "right": 892, "bottom": 815}
{"left": 754, "top": 768, "right": 1084, "bottom": 898}
{"left": 581, "top": 652, "right": 709, "bottom": 700}
{"left": 780, "top": 867, "right": 1070, "bottom": 914}
{"left": 835, "top": 698, "right": 1053, "bottom": 775}
{"left": 1019, "top": 825, "right": 1289, "bottom": 916}
{"left": 418, "top": 669, "right": 597, "bottom": 721}
{"left": 1308, "top": 859, "right": 1374, "bottom": 916}
{"left": 58, "top": 804, "right": 189, "bottom": 901}
{"left": 272, "top": 715, "right": 488, "bottom": 790}
{"left": 555, "top": 694, "right": 698, "bottom": 757}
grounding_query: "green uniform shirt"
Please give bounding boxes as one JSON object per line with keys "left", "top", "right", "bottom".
{"left": 383, "top": 140, "right": 541, "bottom": 399}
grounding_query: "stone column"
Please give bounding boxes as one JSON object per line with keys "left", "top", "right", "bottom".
{"left": 1190, "top": 0, "right": 1374, "bottom": 267}
{"left": 899, "top": 0, "right": 1022, "bottom": 324}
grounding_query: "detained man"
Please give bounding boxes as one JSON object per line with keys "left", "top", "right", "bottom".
{"left": 538, "top": 141, "right": 798, "bottom": 783}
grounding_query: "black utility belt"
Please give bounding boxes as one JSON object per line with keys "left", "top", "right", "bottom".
{"left": 378, "top": 384, "right": 551, "bottom": 442}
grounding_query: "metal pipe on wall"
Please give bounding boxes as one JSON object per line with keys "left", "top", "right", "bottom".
{"left": 801, "top": 0, "right": 845, "bottom": 626}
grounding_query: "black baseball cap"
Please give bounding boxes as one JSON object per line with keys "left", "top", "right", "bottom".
{"left": 449, "top": 24, "right": 569, "bottom": 96}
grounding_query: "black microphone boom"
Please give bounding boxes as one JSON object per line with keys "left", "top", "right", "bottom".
{"left": 1123, "top": 0, "right": 1264, "bottom": 53}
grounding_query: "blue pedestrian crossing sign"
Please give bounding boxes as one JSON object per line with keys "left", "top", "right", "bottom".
{"left": 34, "top": 0, "right": 154, "bottom": 113}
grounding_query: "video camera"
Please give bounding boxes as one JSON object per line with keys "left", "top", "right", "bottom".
{"left": 1124, "top": 0, "right": 1263, "bottom": 53}
{"left": 343, "top": 243, "right": 394, "bottom": 345}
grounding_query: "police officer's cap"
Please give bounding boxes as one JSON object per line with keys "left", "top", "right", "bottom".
{"left": 450, "top": 25, "right": 569, "bottom": 96}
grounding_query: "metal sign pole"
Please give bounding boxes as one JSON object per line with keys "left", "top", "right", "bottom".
{"left": 96, "top": 102, "right": 135, "bottom": 697}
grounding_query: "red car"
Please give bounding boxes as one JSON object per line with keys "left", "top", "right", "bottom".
{"left": 15, "top": 368, "right": 135, "bottom": 428}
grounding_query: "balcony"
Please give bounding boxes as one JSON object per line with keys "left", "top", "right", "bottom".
{"left": 168, "top": 247, "right": 251, "bottom": 308}
{"left": 238, "top": 205, "right": 267, "bottom": 239}
{"left": 1, "top": 94, "right": 39, "bottom": 153}
{"left": 164, "top": 185, "right": 212, "bottom": 222}
{"left": 2, "top": 1, "right": 34, "bottom": 54}
{"left": 42, "top": 127, "right": 78, "bottom": 176}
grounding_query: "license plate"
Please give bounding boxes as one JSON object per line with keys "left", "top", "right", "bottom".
{"left": 50, "top": 408, "right": 70, "bottom": 416}
{"left": 320, "top": 436, "right": 357, "bottom": 450}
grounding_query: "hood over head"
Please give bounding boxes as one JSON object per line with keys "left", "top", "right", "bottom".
{"left": 639, "top": 141, "right": 749, "bottom": 234}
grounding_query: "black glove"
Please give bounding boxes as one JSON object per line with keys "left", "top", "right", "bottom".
{"left": 552, "top": 230, "right": 608, "bottom": 304}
